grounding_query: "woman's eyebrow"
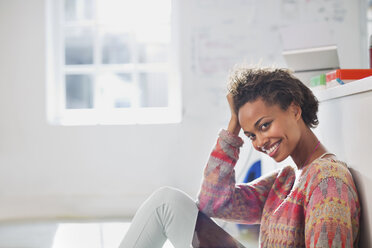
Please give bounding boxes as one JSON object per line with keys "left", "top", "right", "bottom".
{"left": 254, "top": 116, "right": 267, "bottom": 128}
{"left": 243, "top": 116, "right": 268, "bottom": 135}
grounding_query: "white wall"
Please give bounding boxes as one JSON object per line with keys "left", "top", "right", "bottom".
{"left": 0, "top": 0, "right": 367, "bottom": 221}
{"left": 314, "top": 77, "right": 372, "bottom": 246}
{"left": 0, "top": 0, "right": 235, "bottom": 220}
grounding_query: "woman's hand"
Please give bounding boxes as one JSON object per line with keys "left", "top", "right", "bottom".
{"left": 226, "top": 93, "right": 241, "bottom": 135}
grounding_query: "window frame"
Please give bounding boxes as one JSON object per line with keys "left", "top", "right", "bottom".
{"left": 46, "top": 0, "right": 182, "bottom": 125}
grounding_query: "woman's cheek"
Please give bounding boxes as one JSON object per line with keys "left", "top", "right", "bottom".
{"left": 268, "top": 124, "right": 282, "bottom": 137}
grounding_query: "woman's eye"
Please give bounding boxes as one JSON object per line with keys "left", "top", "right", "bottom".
{"left": 261, "top": 121, "right": 272, "bottom": 130}
{"left": 247, "top": 134, "right": 256, "bottom": 140}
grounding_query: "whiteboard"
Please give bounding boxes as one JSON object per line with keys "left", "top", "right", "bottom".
{"left": 187, "top": 0, "right": 367, "bottom": 77}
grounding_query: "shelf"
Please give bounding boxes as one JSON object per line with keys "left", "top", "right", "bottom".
{"left": 313, "top": 76, "right": 372, "bottom": 102}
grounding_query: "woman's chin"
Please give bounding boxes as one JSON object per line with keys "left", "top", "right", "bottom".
{"left": 273, "top": 157, "right": 284, "bottom": 163}
{"left": 272, "top": 154, "right": 288, "bottom": 163}
{"left": 261, "top": 148, "right": 288, "bottom": 162}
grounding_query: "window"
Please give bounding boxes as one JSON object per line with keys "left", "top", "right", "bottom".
{"left": 46, "top": 0, "right": 181, "bottom": 125}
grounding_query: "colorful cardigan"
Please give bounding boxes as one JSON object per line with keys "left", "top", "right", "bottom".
{"left": 197, "top": 129, "right": 360, "bottom": 247}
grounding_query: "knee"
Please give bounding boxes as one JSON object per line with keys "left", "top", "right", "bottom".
{"left": 149, "top": 186, "right": 194, "bottom": 206}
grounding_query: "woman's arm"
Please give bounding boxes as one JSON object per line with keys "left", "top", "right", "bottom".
{"left": 197, "top": 129, "right": 278, "bottom": 224}
{"left": 226, "top": 93, "right": 241, "bottom": 135}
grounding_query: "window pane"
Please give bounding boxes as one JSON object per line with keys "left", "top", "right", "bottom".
{"left": 138, "top": 43, "right": 168, "bottom": 63}
{"left": 96, "top": 0, "right": 170, "bottom": 26}
{"left": 102, "top": 32, "right": 131, "bottom": 64}
{"left": 64, "top": 0, "right": 94, "bottom": 22}
{"left": 139, "top": 73, "right": 168, "bottom": 107}
{"left": 65, "top": 28, "right": 94, "bottom": 65}
{"left": 65, "top": 74, "right": 93, "bottom": 109}
{"left": 97, "top": 73, "right": 137, "bottom": 108}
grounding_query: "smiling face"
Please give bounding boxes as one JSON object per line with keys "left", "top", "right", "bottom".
{"left": 238, "top": 98, "right": 302, "bottom": 162}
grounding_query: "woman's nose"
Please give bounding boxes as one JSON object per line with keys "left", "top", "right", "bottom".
{"left": 256, "top": 134, "right": 269, "bottom": 150}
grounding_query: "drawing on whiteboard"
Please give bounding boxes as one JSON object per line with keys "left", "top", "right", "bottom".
{"left": 189, "top": 0, "right": 349, "bottom": 77}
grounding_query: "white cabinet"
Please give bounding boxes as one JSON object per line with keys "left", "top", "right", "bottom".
{"left": 314, "top": 76, "right": 372, "bottom": 246}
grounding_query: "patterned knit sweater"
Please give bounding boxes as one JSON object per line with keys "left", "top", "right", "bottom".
{"left": 197, "top": 130, "right": 360, "bottom": 247}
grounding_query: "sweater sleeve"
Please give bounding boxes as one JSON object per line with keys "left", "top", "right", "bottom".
{"left": 197, "top": 129, "right": 279, "bottom": 224}
{"left": 304, "top": 164, "right": 360, "bottom": 247}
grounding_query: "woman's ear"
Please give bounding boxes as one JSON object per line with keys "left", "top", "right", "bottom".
{"left": 290, "top": 102, "right": 302, "bottom": 121}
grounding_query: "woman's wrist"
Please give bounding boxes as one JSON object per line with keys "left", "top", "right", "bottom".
{"left": 227, "top": 117, "right": 241, "bottom": 135}
{"left": 219, "top": 129, "right": 244, "bottom": 148}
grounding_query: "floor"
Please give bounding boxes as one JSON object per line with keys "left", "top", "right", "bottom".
{"left": 0, "top": 220, "right": 259, "bottom": 248}
{"left": 0, "top": 221, "right": 174, "bottom": 248}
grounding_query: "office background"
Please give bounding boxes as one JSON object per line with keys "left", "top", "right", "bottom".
{"left": 0, "top": 0, "right": 369, "bottom": 231}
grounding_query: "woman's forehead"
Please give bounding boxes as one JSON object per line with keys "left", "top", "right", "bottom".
{"left": 238, "top": 99, "right": 284, "bottom": 127}
{"left": 239, "top": 99, "right": 280, "bottom": 117}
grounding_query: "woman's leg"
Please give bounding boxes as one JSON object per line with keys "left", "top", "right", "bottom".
{"left": 192, "top": 211, "right": 246, "bottom": 248}
{"left": 119, "top": 186, "right": 199, "bottom": 248}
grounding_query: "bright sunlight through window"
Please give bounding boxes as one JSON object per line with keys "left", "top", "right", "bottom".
{"left": 46, "top": 0, "right": 181, "bottom": 125}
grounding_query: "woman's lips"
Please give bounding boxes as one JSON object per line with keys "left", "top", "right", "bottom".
{"left": 264, "top": 140, "right": 281, "bottom": 157}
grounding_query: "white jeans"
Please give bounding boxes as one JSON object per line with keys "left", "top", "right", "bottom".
{"left": 119, "top": 187, "right": 199, "bottom": 248}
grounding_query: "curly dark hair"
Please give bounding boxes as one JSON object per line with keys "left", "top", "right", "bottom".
{"left": 228, "top": 66, "right": 319, "bottom": 128}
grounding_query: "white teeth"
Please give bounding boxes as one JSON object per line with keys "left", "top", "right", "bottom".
{"left": 265, "top": 142, "right": 280, "bottom": 155}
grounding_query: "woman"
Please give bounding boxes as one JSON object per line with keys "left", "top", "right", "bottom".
{"left": 120, "top": 67, "right": 360, "bottom": 248}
